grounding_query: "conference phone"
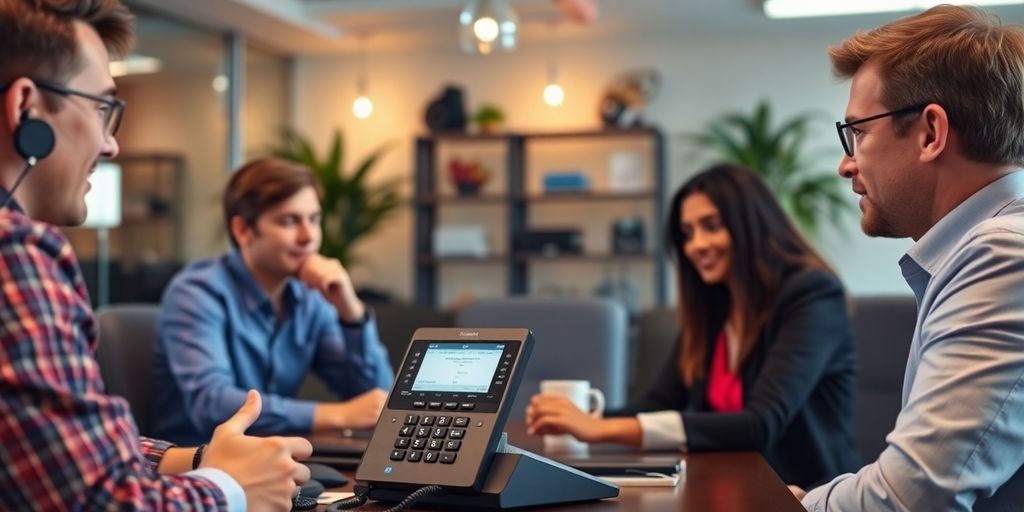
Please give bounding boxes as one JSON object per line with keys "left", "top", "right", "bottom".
{"left": 349, "top": 327, "right": 618, "bottom": 510}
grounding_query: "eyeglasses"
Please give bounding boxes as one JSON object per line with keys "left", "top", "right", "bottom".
{"left": 0, "top": 79, "right": 125, "bottom": 136}
{"left": 835, "top": 103, "right": 929, "bottom": 157}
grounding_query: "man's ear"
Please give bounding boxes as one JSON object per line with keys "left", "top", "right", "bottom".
{"left": 230, "top": 215, "right": 254, "bottom": 247}
{"left": 2, "top": 78, "right": 46, "bottom": 134}
{"left": 918, "top": 103, "right": 949, "bottom": 163}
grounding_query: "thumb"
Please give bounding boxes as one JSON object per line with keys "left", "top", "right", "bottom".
{"left": 216, "top": 389, "right": 262, "bottom": 437}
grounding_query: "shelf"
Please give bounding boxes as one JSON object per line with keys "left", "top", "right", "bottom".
{"left": 419, "top": 254, "right": 509, "bottom": 265}
{"left": 415, "top": 193, "right": 508, "bottom": 205}
{"left": 419, "top": 127, "right": 660, "bottom": 142}
{"left": 414, "top": 128, "right": 667, "bottom": 307}
{"left": 515, "top": 252, "right": 657, "bottom": 263}
{"left": 522, "top": 191, "right": 656, "bottom": 203}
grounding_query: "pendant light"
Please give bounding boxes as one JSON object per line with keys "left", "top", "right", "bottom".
{"left": 459, "top": 0, "right": 518, "bottom": 55}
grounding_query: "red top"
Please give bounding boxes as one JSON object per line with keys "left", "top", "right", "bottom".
{"left": 707, "top": 330, "right": 744, "bottom": 412}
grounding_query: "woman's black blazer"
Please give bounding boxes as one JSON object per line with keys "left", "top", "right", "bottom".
{"left": 615, "top": 268, "right": 861, "bottom": 488}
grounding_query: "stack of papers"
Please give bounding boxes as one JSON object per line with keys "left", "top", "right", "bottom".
{"left": 600, "top": 471, "right": 681, "bottom": 487}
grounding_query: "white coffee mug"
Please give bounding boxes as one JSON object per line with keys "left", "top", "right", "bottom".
{"left": 539, "top": 379, "right": 606, "bottom": 454}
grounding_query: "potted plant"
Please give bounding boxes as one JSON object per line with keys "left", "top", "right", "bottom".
{"left": 687, "top": 100, "right": 853, "bottom": 237}
{"left": 448, "top": 157, "right": 491, "bottom": 196}
{"left": 272, "top": 128, "right": 402, "bottom": 266}
{"left": 473, "top": 104, "right": 505, "bottom": 134}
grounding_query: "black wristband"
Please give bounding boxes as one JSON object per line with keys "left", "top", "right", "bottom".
{"left": 192, "top": 444, "right": 207, "bottom": 470}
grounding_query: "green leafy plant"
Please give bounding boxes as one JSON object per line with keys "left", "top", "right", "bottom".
{"left": 472, "top": 104, "right": 505, "bottom": 133}
{"left": 272, "top": 128, "right": 401, "bottom": 266}
{"left": 687, "top": 100, "right": 853, "bottom": 236}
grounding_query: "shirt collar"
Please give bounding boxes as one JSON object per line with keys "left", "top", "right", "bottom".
{"left": 224, "top": 250, "right": 304, "bottom": 314}
{"left": 904, "top": 170, "right": 1024, "bottom": 278}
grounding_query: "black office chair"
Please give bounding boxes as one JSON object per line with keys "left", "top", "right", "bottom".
{"left": 850, "top": 295, "right": 917, "bottom": 463}
{"left": 95, "top": 304, "right": 161, "bottom": 436}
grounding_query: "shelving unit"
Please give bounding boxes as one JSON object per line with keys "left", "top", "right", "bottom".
{"left": 413, "top": 128, "right": 667, "bottom": 308}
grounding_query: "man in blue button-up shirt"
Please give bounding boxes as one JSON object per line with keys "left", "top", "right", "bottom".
{"left": 796, "top": 5, "right": 1024, "bottom": 511}
{"left": 152, "top": 158, "right": 394, "bottom": 445}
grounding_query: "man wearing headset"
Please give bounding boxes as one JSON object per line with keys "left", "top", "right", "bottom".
{"left": 0, "top": 1, "right": 311, "bottom": 510}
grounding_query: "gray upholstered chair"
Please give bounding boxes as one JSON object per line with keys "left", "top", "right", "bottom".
{"left": 630, "top": 306, "right": 677, "bottom": 403}
{"left": 850, "top": 295, "right": 918, "bottom": 463}
{"left": 296, "top": 301, "right": 456, "bottom": 401}
{"left": 95, "top": 304, "right": 161, "bottom": 436}
{"left": 455, "top": 297, "right": 629, "bottom": 420}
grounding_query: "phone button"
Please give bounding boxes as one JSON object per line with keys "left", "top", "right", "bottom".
{"left": 437, "top": 416, "right": 452, "bottom": 426}
{"left": 440, "top": 452, "right": 457, "bottom": 464}
{"left": 424, "top": 451, "right": 440, "bottom": 463}
{"left": 428, "top": 402, "right": 442, "bottom": 409}
{"left": 413, "top": 401, "right": 426, "bottom": 408}
{"left": 444, "top": 402, "right": 459, "bottom": 410}
{"left": 432, "top": 427, "right": 448, "bottom": 438}
{"left": 428, "top": 439, "right": 444, "bottom": 450}
{"left": 390, "top": 450, "right": 406, "bottom": 461}
{"left": 399, "top": 426, "right": 414, "bottom": 437}
{"left": 404, "top": 415, "right": 419, "bottom": 425}
{"left": 415, "top": 427, "right": 430, "bottom": 438}
{"left": 453, "top": 417, "right": 469, "bottom": 427}
{"left": 420, "top": 416, "right": 436, "bottom": 426}
{"left": 411, "top": 438, "right": 427, "bottom": 450}
{"left": 394, "top": 438, "right": 411, "bottom": 448}
{"left": 449, "top": 429, "right": 465, "bottom": 439}
{"left": 460, "top": 403, "right": 475, "bottom": 410}
{"left": 407, "top": 450, "right": 422, "bottom": 462}
{"left": 444, "top": 440, "right": 462, "bottom": 451}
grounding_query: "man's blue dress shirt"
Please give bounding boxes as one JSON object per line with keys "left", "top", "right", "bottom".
{"left": 803, "top": 172, "right": 1024, "bottom": 511}
{"left": 150, "top": 251, "right": 393, "bottom": 445}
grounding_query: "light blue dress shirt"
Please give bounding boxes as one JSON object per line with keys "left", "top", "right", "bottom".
{"left": 151, "top": 250, "right": 394, "bottom": 445}
{"left": 188, "top": 468, "right": 246, "bottom": 512}
{"left": 803, "top": 172, "right": 1024, "bottom": 511}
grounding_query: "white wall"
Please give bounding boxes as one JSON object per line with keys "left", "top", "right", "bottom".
{"left": 292, "top": 30, "right": 915, "bottom": 303}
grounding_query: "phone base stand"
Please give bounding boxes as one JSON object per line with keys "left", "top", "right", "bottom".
{"left": 358, "top": 440, "right": 618, "bottom": 510}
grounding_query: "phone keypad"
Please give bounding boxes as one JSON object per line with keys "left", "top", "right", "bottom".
{"left": 390, "top": 416, "right": 469, "bottom": 464}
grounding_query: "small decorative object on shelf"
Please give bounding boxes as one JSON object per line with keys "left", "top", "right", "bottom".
{"left": 608, "top": 150, "right": 646, "bottom": 192}
{"left": 516, "top": 228, "right": 583, "bottom": 257}
{"left": 448, "top": 157, "right": 490, "bottom": 196}
{"left": 472, "top": 103, "right": 505, "bottom": 134}
{"left": 542, "top": 171, "right": 591, "bottom": 193}
{"left": 599, "top": 68, "right": 661, "bottom": 128}
{"left": 434, "top": 225, "right": 489, "bottom": 258}
{"left": 425, "top": 85, "right": 468, "bottom": 132}
{"left": 611, "top": 217, "right": 645, "bottom": 254}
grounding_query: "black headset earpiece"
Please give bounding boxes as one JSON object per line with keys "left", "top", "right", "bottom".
{"left": 13, "top": 110, "right": 55, "bottom": 163}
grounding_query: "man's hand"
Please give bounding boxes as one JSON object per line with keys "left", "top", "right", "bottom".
{"left": 788, "top": 485, "right": 807, "bottom": 500}
{"left": 313, "top": 388, "right": 388, "bottom": 432}
{"left": 297, "top": 253, "right": 365, "bottom": 322}
{"left": 202, "top": 390, "right": 313, "bottom": 512}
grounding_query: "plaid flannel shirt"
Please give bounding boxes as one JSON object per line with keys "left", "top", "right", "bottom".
{"left": 0, "top": 199, "right": 227, "bottom": 510}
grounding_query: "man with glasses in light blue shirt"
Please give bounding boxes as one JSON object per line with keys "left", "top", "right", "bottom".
{"left": 793, "top": 5, "right": 1024, "bottom": 511}
{"left": 152, "top": 158, "right": 393, "bottom": 445}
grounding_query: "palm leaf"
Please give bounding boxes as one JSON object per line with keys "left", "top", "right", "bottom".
{"left": 685, "top": 100, "right": 853, "bottom": 236}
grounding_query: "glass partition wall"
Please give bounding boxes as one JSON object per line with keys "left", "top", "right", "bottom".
{"left": 63, "top": 5, "right": 291, "bottom": 306}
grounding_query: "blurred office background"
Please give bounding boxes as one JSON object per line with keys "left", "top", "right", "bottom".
{"left": 65, "top": 0, "right": 1024, "bottom": 308}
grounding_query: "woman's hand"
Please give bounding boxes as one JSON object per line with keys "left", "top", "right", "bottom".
{"left": 525, "top": 394, "right": 608, "bottom": 443}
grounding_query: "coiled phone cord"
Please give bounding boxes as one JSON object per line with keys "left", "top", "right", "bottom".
{"left": 325, "top": 484, "right": 445, "bottom": 512}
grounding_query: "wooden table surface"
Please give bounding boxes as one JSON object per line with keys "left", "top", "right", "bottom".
{"left": 312, "top": 427, "right": 805, "bottom": 511}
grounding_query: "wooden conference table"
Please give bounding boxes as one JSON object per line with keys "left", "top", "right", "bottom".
{"left": 313, "top": 427, "right": 805, "bottom": 512}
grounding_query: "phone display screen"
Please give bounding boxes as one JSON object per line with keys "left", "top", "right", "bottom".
{"left": 389, "top": 338, "right": 520, "bottom": 413}
{"left": 412, "top": 343, "right": 505, "bottom": 393}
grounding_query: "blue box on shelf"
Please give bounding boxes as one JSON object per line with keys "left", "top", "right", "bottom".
{"left": 542, "top": 171, "right": 591, "bottom": 193}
